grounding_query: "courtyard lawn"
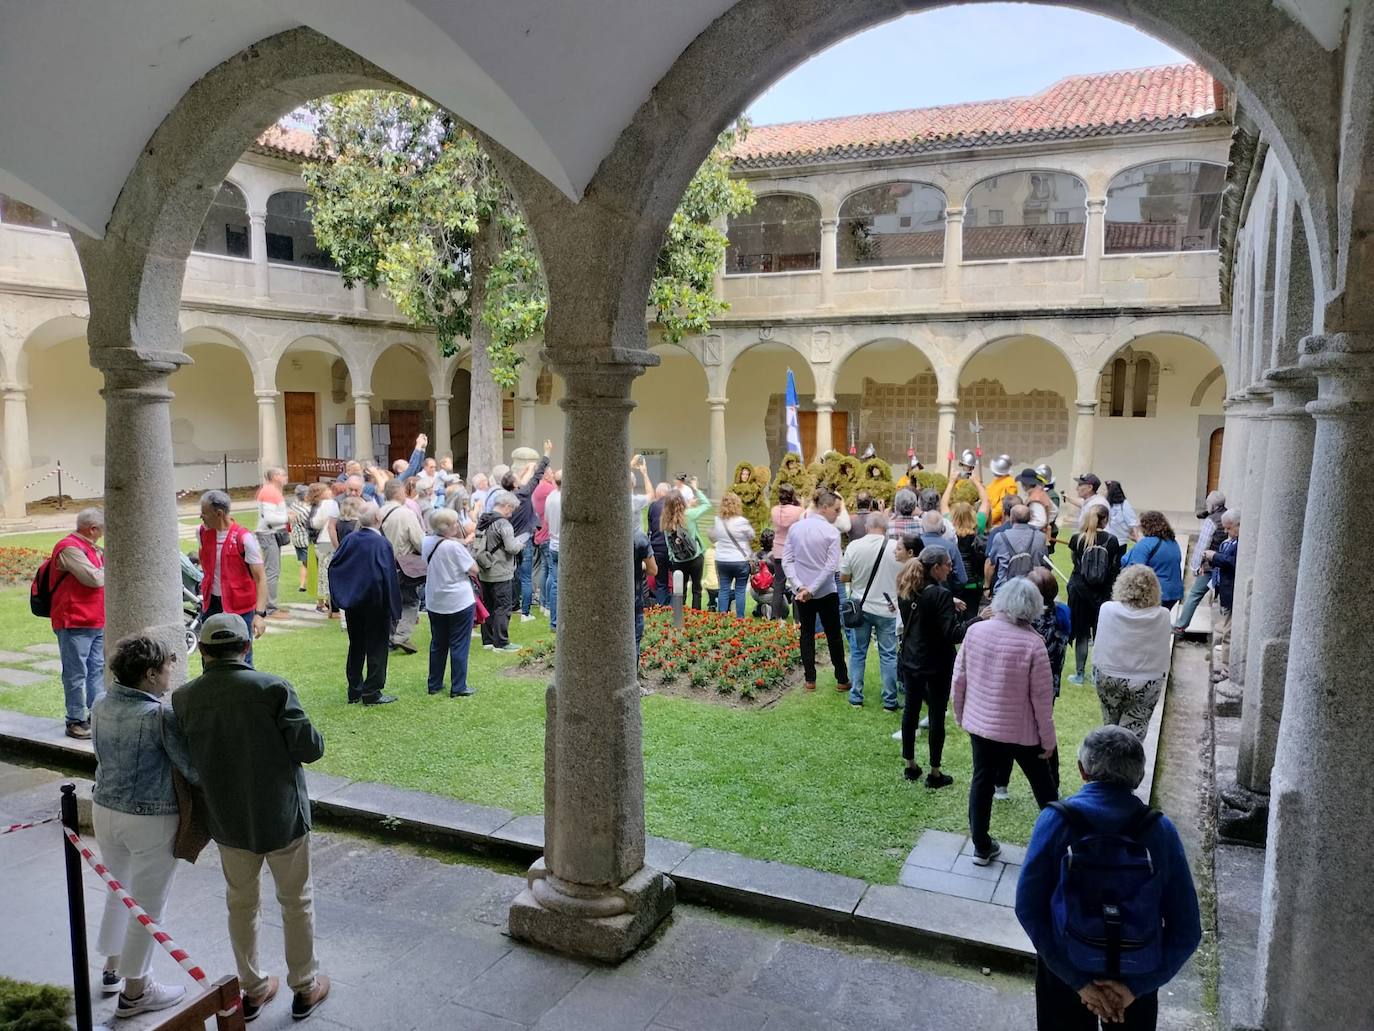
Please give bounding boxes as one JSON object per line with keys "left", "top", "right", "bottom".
{"left": 0, "top": 534, "right": 1101, "bottom": 885}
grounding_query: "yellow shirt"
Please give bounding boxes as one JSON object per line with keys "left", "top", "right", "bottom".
{"left": 987, "top": 475, "right": 1018, "bottom": 525}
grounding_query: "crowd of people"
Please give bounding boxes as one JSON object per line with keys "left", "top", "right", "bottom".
{"left": 35, "top": 435, "right": 1238, "bottom": 1027}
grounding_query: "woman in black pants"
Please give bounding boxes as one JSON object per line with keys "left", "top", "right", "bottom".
{"left": 897, "top": 541, "right": 968, "bottom": 789}
{"left": 1066, "top": 505, "right": 1124, "bottom": 683}
{"left": 661, "top": 490, "right": 706, "bottom": 609}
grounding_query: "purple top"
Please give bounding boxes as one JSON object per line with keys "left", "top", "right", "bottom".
{"left": 782, "top": 512, "right": 841, "bottom": 599}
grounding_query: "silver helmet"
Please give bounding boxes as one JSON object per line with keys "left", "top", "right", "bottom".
{"left": 959, "top": 449, "right": 976, "bottom": 470}
{"left": 1035, "top": 463, "right": 1055, "bottom": 487}
{"left": 990, "top": 454, "right": 1013, "bottom": 477}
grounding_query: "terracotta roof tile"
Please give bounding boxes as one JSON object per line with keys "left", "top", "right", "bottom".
{"left": 252, "top": 125, "right": 317, "bottom": 161}
{"left": 735, "top": 63, "right": 1224, "bottom": 168}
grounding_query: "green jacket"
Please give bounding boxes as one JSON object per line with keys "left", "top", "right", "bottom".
{"left": 171, "top": 660, "right": 324, "bottom": 854}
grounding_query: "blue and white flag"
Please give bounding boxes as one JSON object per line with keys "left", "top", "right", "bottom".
{"left": 784, "top": 368, "right": 803, "bottom": 458}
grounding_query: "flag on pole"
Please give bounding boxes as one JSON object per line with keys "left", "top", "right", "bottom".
{"left": 784, "top": 368, "right": 803, "bottom": 458}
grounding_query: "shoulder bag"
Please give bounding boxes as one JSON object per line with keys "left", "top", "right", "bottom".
{"left": 842, "top": 536, "right": 888, "bottom": 629}
{"left": 381, "top": 506, "right": 429, "bottom": 579}
{"left": 721, "top": 520, "right": 759, "bottom": 575}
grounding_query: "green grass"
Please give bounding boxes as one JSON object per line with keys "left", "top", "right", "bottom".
{"left": 0, "top": 540, "right": 1101, "bottom": 886}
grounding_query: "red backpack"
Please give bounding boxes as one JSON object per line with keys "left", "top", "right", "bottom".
{"left": 750, "top": 562, "right": 774, "bottom": 592}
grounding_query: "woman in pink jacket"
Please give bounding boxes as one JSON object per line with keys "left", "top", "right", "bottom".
{"left": 953, "top": 576, "right": 1059, "bottom": 865}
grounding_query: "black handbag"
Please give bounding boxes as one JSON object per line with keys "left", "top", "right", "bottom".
{"left": 842, "top": 537, "right": 888, "bottom": 628}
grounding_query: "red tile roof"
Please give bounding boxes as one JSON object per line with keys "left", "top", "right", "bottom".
{"left": 252, "top": 125, "right": 317, "bottom": 161}
{"left": 734, "top": 63, "right": 1225, "bottom": 168}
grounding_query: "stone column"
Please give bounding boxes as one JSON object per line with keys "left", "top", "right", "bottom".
{"left": 433, "top": 395, "right": 452, "bottom": 460}
{"left": 509, "top": 350, "right": 675, "bottom": 961}
{"left": 1256, "top": 332, "right": 1374, "bottom": 1030}
{"left": 1218, "top": 367, "right": 1315, "bottom": 842}
{"left": 1083, "top": 198, "right": 1106, "bottom": 301}
{"left": 935, "top": 399, "right": 959, "bottom": 470}
{"left": 2, "top": 384, "right": 32, "bottom": 524}
{"left": 818, "top": 218, "right": 838, "bottom": 307}
{"left": 1071, "top": 399, "right": 1097, "bottom": 477}
{"left": 93, "top": 348, "right": 189, "bottom": 666}
{"left": 942, "top": 207, "right": 964, "bottom": 305}
{"left": 255, "top": 388, "right": 281, "bottom": 471}
{"left": 352, "top": 392, "right": 373, "bottom": 464}
{"left": 1218, "top": 394, "right": 1254, "bottom": 500}
{"left": 706, "top": 396, "right": 728, "bottom": 499}
{"left": 1223, "top": 384, "right": 1274, "bottom": 706}
{"left": 248, "top": 211, "right": 269, "bottom": 300}
{"left": 518, "top": 396, "right": 537, "bottom": 449}
{"left": 813, "top": 400, "right": 834, "bottom": 457}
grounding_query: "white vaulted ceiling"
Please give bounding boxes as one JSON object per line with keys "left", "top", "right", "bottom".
{"left": 0, "top": 0, "right": 1344, "bottom": 238}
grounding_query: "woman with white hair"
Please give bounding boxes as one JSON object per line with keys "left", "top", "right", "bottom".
{"left": 422, "top": 508, "right": 478, "bottom": 696}
{"left": 1091, "top": 565, "right": 1173, "bottom": 739}
{"left": 953, "top": 576, "right": 1059, "bottom": 865}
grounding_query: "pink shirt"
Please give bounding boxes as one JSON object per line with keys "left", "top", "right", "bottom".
{"left": 770, "top": 504, "right": 804, "bottom": 558}
{"left": 532, "top": 479, "right": 556, "bottom": 546}
{"left": 952, "top": 615, "right": 1057, "bottom": 751}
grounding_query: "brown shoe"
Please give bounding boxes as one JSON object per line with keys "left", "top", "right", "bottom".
{"left": 835, "top": 681, "right": 851, "bottom": 693}
{"left": 65, "top": 722, "right": 91, "bottom": 740}
{"left": 291, "top": 974, "right": 330, "bottom": 1021}
{"left": 241, "top": 976, "right": 279, "bottom": 1023}
{"left": 804, "top": 682, "right": 816, "bottom": 692}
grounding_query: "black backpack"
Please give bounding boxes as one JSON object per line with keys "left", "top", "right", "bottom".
{"left": 30, "top": 558, "right": 63, "bottom": 617}
{"left": 1081, "top": 540, "right": 1111, "bottom": 588}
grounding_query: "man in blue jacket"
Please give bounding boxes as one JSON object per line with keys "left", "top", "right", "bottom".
{"left": 327, "top": 508, "right": 401, "bottom": 705}
{"left": 1015, "top": 725, "right": 1201, "bottom": 1029}
{"left": 1205, "top": 509, "right": 1240, "bottom": 685}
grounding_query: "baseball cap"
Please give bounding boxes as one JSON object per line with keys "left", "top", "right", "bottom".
{"left": 1075, "top": 473, "right": 1102, "bottom": 490}
{"left": 1016, "top": 467, "right": 1041, "bottom": 486}
{"left": 199, "top": 613, "right": 251, "bottom": 646}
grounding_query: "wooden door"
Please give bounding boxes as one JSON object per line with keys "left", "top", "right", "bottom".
{"left": 283, "top": 391, "right": 317, "bottom": 481}
{"left": 797, "top": 411, "right": 851, "bottom": 463}
{"left": 387, "top": 409, "right": 422, "bottom": 466}
{"left": 798, "top": 411, "right": 817, "bottom": 461}
{"left": 1206, "top": 427, "right": 1224, "bottom": 493}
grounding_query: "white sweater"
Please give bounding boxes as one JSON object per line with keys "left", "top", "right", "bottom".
{"left": 1092, "top": 601, "right": 1173, "bottom": 682}
{"left": 708, "top": 516, "right": 755, "bottom": 563}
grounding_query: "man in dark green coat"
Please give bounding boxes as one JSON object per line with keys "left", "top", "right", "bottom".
{"left": 172, "top": 614, "right": 330, "bottom": 1022}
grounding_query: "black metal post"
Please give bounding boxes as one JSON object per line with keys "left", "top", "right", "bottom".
{"left": 223, "top": 453, "right": 229, "bottom": 493}
{"left": 60, "top": 784, "right": 93, "bottom": 1031}
{"left": 57, "top": 460, "right": 65, "bottom": 511}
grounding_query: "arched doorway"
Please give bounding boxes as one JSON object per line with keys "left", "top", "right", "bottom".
{"left": 274, "top": 335, "right": 353, "bottom": 481}
{"left": 723, "top": 341, "right": 815, "bottom": 469}
{"left": 832, "top": 338, "right": 938, "bottom": 467}
{"left": 1207, "top": 426, "right": 1224, "bottom": 494}
{"left": 173, "top": 328, "right": 258, "bottom": 492}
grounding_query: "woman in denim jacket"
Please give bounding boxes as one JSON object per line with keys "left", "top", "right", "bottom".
{"left": 90, "top": 634, "right": 198, "bottom": 1019}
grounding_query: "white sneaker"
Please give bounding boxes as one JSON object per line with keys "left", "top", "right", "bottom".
{"left": 521, "top": 613, "right": 536, "bottom": 623}
{"left": 483, "top": 644, "right": 494, "bottom": 650}
{"left": 890, "top": 728, "right": 903, "bottom": 741}
{"left": 115, "top": 982, "right": 186, "bottom": 1017}
{"left": 994, "top": 786, "right": 1010, "bottom": 801}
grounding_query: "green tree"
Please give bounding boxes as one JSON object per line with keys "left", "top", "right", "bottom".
{"left": 302, "top": 92, "right": 753, "bottom": 474}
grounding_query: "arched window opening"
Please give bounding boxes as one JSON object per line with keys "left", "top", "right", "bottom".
{"left": 265, "top": 191, "right": 335, "bottom": 270}
{"left": 1105, "top": 160, "right": 1225, "bottom": 253}
{"left": 837, "top": 182, "right": 945, "bottom": 268}
{"left": 0, "top": 194, "right": 64, "bottom": 231}
{"left": 193, "top": 183, "right": 250, "bottom": 258}
{"left": 963, "top": 171, "right": 1086, "bottom": 260}
{"left": 1132, "top": 357, "right": 1152, "bottom": 417}
{"left": 1109, "top": 358, "right": 1128, "bottom": 417}
{"left": 726, "top": 194, "right": 821, "bottom": 274}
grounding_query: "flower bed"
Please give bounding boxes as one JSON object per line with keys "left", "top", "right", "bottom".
{"left": 0, "top": 547, "right": 46, "bottom": 587}
{"left": 517, "top": 607, "right": 802, "bottom": 705}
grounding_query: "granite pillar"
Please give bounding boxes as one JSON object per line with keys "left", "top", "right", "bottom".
{"left": 1083, "top": 198, "right": 1106, "bottom": 301}
{"left": 508, "top": 350, "right": 675, "bottom": 961}
{"left": 249, "top": 211, "right": 269, "bottom": 300}
{"left": 935, "top": 399, "right": 959, "bottom": 471}
{"left": 433, "top": 396, "right": 451, "bottom": 461}
{"left": 1217, "top": 394, "right": 1254, "bottom": 501}
{"left": 1071, "top": 399, "right": 1096, "bottom": 477}
{"left": 818, "top": 218, "right": 837, "bottom": 308}
{"left": 255, "top": 388, "right": 281, "bottom": 471}
{"left": 707, "top": 396, "right": 728, "bottom": 499}
{"left": 941, "top": 208, "right": 964, "bottom": 305}
{"left": 1224, "top": 385, "right": 1274, "bottom": 704}
{"left": 352, "top": 392, "right": 373, "bottom": 464}
{"left": 1256, "top": 332, "right": 1374, "bottom": 1030}
{"left": 519, "top": 396, "right": 537, "bottom": 449}
{"left": 813, "top": 401, "right": 834, "bottom": 458}
{"left": 2, "top": 385, "right": 31, "bottom": 523}
{"left": 1220, "top": 368, "right": 1315, "bottom": 843}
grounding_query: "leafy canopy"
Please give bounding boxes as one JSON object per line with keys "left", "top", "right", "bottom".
{"left": 302, "top": 93, "right": 754, "bottom": 386}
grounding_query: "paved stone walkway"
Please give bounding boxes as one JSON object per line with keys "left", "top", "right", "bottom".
{"left": 0, "top": 762, "right": 1041, "bottom": 1031}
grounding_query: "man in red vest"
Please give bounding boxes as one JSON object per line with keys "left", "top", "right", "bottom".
{"left": 51, "top": 508, "right": 107, "bottom": 739}
{"left": 198, "top": 490, "right": 267, "bottom": 664}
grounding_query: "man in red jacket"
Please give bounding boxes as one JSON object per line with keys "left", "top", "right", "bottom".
{"left": 50, "top": 508, "right": 107, "bottom": 739}
{"left": 198, "top": 490, "right": 267, "bottom": 665}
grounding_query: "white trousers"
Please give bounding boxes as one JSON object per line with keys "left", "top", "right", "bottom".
{"left": 92, "top": 803, "right": 180, "bottom": 980}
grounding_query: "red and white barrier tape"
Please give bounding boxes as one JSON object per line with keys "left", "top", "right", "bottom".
{"left": 63, "top": 826, "right": 209, "bottom": 988}
{"left": 2, "top": 815, "right": 60, "bottom": 834}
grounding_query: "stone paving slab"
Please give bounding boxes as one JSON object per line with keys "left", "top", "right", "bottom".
{"left": 671, "top": 847, "right": 867, "bottom": 924}
{"left": 315, "top": 778, "right": 515, "bottom": 845}
{"left": 304, "top": 769, "right": 355, "bottom": 801}
{"left": 25, "top": 658, "right": 64, "bottom": 674}
{"left": 22, "top": 643, "right": 60, "bottom": 656}
{"left": 897, "top": 864, "right": 997, "bottom": 903}
{"left": 854, "top": 884, "right": 1034, "bottom": 964}
{"left": 958, "top": 837, "right": 1028, "bottom": 866}
{"left": 903, "top": 828, "right": 965, "bottom": 871}
{"left": 0, "top": 667, "right": 50, "bottom": 686}
{"left": 0, "top": 649, "right": 38, "bottom": 664}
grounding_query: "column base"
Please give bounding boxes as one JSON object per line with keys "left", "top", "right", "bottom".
{"left": 1, "top": 518, "right": 36, "bottom": 532}
{"left": 508, "top": 858, "right": 676, "bottom": 963}
{"left": 1218, "top": 783, "right": 1269, "bottom": 845}
{"left": 1213, "top": 677, "right": 1243, "bottom": 717}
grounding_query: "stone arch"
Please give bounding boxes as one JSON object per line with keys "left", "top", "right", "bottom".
{"left": 12, "top": 311, "right": 90, "bottom": 380}
{"left": 953, "top": 325, "right": 1080, "bottom": 389}
{"left": 1102, "top": 157, "right": 1227, "bottom": 254}
{"left": 962, "top": 168, "right": 1089, "bottom": 259}
{"left": 180, "top": 319, "right": 268, "bottom": 387}
{"left": 274, "top": 332, "right": 369, "bottom": 394}
{"left": 831, "top": 336, "right": 943, "bottom": 468}
{"left": 1092, "top": 318, "right": 1227, "bottom": 370}
{"left": 724, "top": 192, "right": 823, "bottom": 274}
{"left": 954, "top": 332, "right": 1077, "bottom": 472}
{"left": 1190, "top": 366, "right": 1226, "bottom": 406}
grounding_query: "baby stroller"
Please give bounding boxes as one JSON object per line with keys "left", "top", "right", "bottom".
{"left": 181, "top": 552, "right": 204, "bottom": 656}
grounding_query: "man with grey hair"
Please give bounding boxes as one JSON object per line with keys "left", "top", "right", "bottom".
{"left": 985, "top": 503, "right": 1048, "bottom": 594}
{"left": 327, "top": 504, "right": 400, "bottom": 704}
{"left": 473, "top": 489, "right": 528, "bottom": 651}
{"left": 46, "top": 507, "right": 107, "bottom": 738}
{"left": 838, "top": 509, "right": 902, "bottom": 709}
{"left": 377, "top": 478, "right": 425, "bottom": 654}
{"left": 1205, "top": 509, "right": 1240, "bottom": 686}
{"left": 919, "top": 509, "right": 967, "bottom": 585}
{"left": 1173, "top": 489, "right": 1227, "bottom": 635}
{"left": 197, "top": 490, "right": 267, "bottom": 664}
{"left": 1015, "top": 725, "right": 1200, "bottom": 1029}
{"left": 255, "top": 466, "right": 290, "bottom": 619}
{"left": 887, "top": 488, "right": 921, "bottom": 542}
